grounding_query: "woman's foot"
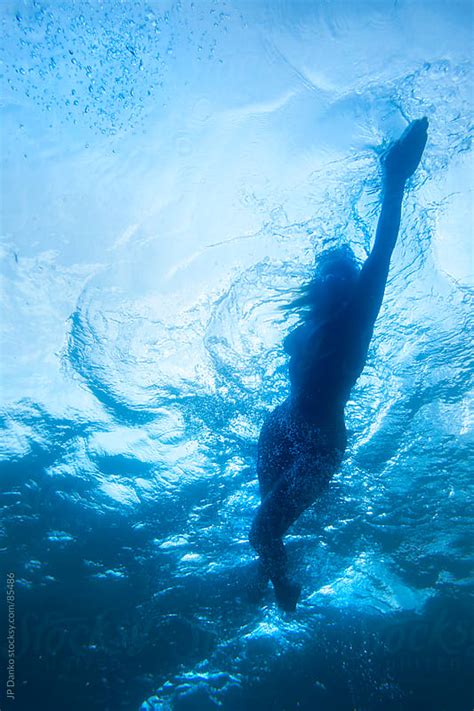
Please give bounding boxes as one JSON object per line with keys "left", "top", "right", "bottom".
{"left": 274, "top": 576, "right": 302, "bottom": 612}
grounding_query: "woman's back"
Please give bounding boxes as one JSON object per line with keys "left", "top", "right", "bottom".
{"left": 284, "top": 303, "right": 373, "bottom": 422}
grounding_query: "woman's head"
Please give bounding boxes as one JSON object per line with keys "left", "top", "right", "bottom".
{"left": 285, "top": 244, "right": 360, "bottom": 319}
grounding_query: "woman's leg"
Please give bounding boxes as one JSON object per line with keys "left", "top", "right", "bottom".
{"left": 249, "top": 456, "right": 332, "bottom": 610}
{"left": 247, "top": 405, "right": 295, "bottom": 602}
{"left": 256, "top": 403, "right": 294, "bottom": 500}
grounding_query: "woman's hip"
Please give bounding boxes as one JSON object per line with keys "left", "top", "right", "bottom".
{"left": 258, "top": 398, "right": 347, "bottom": 469}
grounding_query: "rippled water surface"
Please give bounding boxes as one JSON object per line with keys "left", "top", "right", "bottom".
{"left": 1, "top": 1, "right": 473, "bottom": 709}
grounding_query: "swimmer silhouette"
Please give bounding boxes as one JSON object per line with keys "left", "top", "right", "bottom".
{"left": 248, "top": 117, "right": 428, "bottom": 612}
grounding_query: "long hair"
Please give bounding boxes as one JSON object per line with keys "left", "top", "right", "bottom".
{"left": 282, "top": 244, "right": 360, "bottom": 321}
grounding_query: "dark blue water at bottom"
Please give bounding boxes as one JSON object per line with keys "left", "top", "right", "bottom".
{"left": 6, "top": 569, "right": 473, "bottom": 709}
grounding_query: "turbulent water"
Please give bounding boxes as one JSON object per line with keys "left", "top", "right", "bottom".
{"left": 1, "top": 1, "right": 473, "bottom": 709}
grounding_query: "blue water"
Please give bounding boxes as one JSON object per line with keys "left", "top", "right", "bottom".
{"left": 1, "top": 1, "right": 473, "bottom": 709}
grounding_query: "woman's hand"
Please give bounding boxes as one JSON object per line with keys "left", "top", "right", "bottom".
{"left": 382, "top": 117, "right": 428, "bottom": 189}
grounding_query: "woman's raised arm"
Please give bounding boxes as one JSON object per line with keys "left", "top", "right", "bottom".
{"left": 353, "top": 117, "right": 428, "bottom": 330}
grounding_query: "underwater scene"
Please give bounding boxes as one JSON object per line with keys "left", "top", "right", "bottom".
{"left": 1, "top": 0, "right": 473, "bottom": 709}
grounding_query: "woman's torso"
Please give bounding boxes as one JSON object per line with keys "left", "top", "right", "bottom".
{"left": 284, "top": 308, "right": 373, "bottom": 426}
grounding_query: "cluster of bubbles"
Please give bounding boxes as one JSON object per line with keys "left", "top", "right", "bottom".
{"left": 1, "top": 0, "right": 230, "bottom": 135}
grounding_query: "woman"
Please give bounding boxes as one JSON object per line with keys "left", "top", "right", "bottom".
{"left": 249, "top": 117, "right": 429, "bottom": 611}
